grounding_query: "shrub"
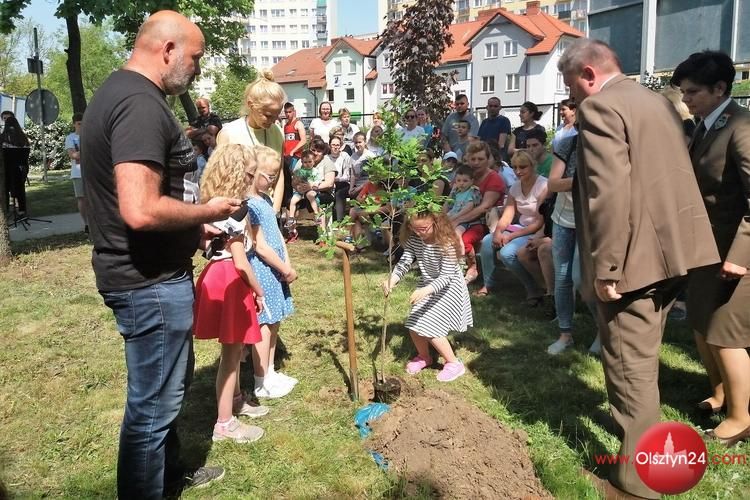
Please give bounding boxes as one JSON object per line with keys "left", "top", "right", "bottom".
{"left": 24, "top": 119, "right": 73, "bottom": 172}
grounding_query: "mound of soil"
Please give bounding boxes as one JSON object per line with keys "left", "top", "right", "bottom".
{"left": 368, "top": 388, "right": 551, "bottom": 499}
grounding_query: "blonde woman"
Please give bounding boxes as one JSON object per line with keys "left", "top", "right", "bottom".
{"left": 661, "top": 85, "right": 697, "bottom": 142}
{"left": 217, "top": 69, "right": 286, "bottom": 212}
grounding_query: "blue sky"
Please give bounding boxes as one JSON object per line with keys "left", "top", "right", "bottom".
{"left": 336, "top": 0, "right": 379, "bottom": 36}
{"left": 22, "top": 0, "right": 65, "bottom": 34}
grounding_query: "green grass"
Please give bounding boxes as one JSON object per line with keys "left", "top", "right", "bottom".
{"left": 1, "top": 234, "right": 748, "bottom": 499}
{"left": 23, "top": 170, "right": 78, "bottom": 217}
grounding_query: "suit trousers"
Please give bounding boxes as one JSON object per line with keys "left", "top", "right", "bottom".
{"left": 596, "top": 276, "right": 685, "bottom": 499}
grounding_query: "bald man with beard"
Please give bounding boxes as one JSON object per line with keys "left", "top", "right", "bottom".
{"left": 82, "top": 11, "right": 239, "bottom": 497}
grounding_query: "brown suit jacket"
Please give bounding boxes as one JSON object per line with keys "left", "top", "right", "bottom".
{"left": 574, "top": 75, "right": 719, "bottom": 297}
{"left": 689, "top": 100, "right": 750, "bottom": 266}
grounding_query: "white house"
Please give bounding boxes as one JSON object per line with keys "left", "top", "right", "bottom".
{"left": 467, "top": 1, "right": 583, "bottom": 128}
{"left": 322, "top": 37, "right": 380, "bottom": 119}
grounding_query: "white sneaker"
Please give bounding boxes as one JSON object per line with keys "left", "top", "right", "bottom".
{"left": 270, "top": 371, "right": 298, "bottom": 386}
{"left": 589, "top": 336, "right": 602, "bottom": 355}
{"left": 254, "top": 380, "right": 294, "bottom": 399}
{"left": 547, "top": 338, "right": 574, "bottom": 355}
{"left": 233, "top": 398, "right": 269, "bottom": 418}
{"left": 212, "top": 417, "right": 264, "bottom": 443}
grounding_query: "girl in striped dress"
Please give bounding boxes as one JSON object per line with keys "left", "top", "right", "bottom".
{"left": 382, "top": 211, "right": 473, "bottom": 382}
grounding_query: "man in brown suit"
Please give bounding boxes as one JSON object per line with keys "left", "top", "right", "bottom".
{"left": 559, "top": 39, "right": 720, "bottom": 498}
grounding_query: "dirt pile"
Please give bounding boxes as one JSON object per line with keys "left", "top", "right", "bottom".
{"left": 368, "top": 388, "right": 551, "bottom": 499}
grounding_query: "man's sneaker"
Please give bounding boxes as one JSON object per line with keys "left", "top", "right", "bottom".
{"left": 212, "top": 417, "right": 264, "bottom": 443}
{"left": 547, "top": 337, "right": 574, "bottom": 355}
{"left": 405, "top": 355, "right": 432, "bottom": 375}
{"left": 233, "top": 396, "right": 269, "bottom": 418}
{"left": 184, "top": 466, "right": 225, "bottom": 489}
{"left": 589, "top": 335, "right": 602, "bottom": 355}
{"left": 254, "top": 380, "right": 294, "bottom": 399}
{"left": 436, "top": 361, "right": 465, "bottom": 382}
{"left": 270, "top": 371, "right": 298, "bottom": 386}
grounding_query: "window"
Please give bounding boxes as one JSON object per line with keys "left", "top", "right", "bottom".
{"left": 246, "top": 25, "right": 256, "bottom": 34}
{"left": 473, "top": 0, "right": 483, "bottom": 6}
{"left": 557, "top": 39, "right": 570, "bottom": 55}
{"left": 384, "top": 53, "right": 392, "bottom": 68}
{"left": 289, "top": 24, "right": 297, "bottom": 32}
{"left": 381, "top": 83, "right": 395, "bottom": 96}
{"left": 503, "top": 40, "right": 517, "bottom": 57}
{"left": 302, "top": 40, "right": 310, "bottom": 48}
{"left": 484, "top": 42, "right": 498, "bottom": 59}
{"left": 301, "top": 8, "right": 308, "bottom": 16}
{"left": 556, "top": 72, "right": 568, "bottom": 92}
{"left": 272, "top": 25, "right": 284, "bottom": 33}
{"left": 290, "top": 40, "right": 298, "bottom": 49}
{"left": 250, "top": 57, "right": 257, "bottom": 65}
{"left": 481, "top": 75, "right": 495, "bottom": 93}
{"left": 273, "top": 56, "right": 283, "bottom": 64}
{"left": 272, "top": 41, "right": 286, "bottom": 49}
{"left": 301, "top": 24, "right": 309, "bottom": 32}
{"left": 289, "top": 8, "right": 297, "bottom": 16}
{"left": 556, "top": 2, "right": 571, "bottom": 14}
{"left": 334, "top": 61, "right": 342, "bottom": 74}
{"left": 505, "top": 73, "right": 519, "bottom": 92}
{"left": 349, "top": 61, "right": 357, "bottom": 73}
{"left": 260, "top": 25, "right": 268, "bottom": 33}
{"left": 259, "top": 9, "right": 267, "bottom": 18}
{"left": 541, "top": 5, "right": 549, "bottom": 13}
{"left": 346, "top": 88, "right": 355, "bottom": 101}
{"left": 271, "top": 9, "right": 284, "bottom": 17}
{"left": 327, "top": 89, "right": 334, "bottom": 101}
{"left": 250, "top": 41, "right": 256, "bottom": 48}
{"left": 261, "top": 56, "right": 270, "bottom": 65}
{"left": 260, "top": 41, "right": 269, "bottom": 49}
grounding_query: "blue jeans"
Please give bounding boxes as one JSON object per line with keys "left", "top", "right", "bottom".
{"left": 479, "top": 232, "right": 544, "bottom": 297}
{"left": 101, "top": 272, "right": 195, "bottom": 499}
{"left": 552, "top": 223, "right": 577, "bottom": 332}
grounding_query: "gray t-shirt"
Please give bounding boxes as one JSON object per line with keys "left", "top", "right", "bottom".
{"left": 441, "top": 111, "right": 479, "bottom": 151}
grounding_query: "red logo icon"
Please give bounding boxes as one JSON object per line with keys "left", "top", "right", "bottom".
{"left": 634, "top": 422, "right": 708, "bottom": 494}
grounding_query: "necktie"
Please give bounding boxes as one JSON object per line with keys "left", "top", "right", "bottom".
{"left": 690, "top": 121, "right": 706, "bottom": 153}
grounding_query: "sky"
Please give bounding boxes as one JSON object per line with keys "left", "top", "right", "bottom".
{"left": 21, "top": 0, "right": 65, "bottom": 36}
{"left": 336, "top": 0, "right": 380, "bottom": 37}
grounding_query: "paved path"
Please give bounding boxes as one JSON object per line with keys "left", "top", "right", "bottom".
{"left": 8, "top": 212, "right": 84, "bottom": 242}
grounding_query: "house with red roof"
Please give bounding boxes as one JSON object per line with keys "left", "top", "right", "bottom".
{"left": 322, "top": 36, "right": 381, "bottom": 118}
{"left": 271, "top": 44, "right": 332, "bottom": 117}
{"left": 468, "top": 1, "right": 583, "bottom": 126}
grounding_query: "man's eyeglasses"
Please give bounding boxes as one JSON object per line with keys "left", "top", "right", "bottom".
{"left": 405, "top": 114, "right": 416, "bottom": 119}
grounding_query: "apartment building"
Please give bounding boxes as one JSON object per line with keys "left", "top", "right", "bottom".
{"left": 194, "top": 0, "right": 336, "bottom": 96}
{"left": 382, "top": 0, "right": 588, "bottom": 33}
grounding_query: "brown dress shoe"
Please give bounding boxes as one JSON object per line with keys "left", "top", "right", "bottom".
{"left": 704, "top": 425, "right": 750, "bottom": 448}
{"left": 581, "top": 469, "right": 650, "bottom": 500}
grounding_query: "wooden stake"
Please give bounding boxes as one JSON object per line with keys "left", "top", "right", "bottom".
{"left": 335, "top": 241, "right": 359, "bottom": 401}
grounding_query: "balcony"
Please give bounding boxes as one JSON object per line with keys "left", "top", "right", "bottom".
{"left": 557, "top": 9, "right": 571, "bottom": 19}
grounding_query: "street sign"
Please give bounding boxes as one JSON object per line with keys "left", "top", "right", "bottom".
{"left": 25, "top": 89, "right": 59, "bottom": 125}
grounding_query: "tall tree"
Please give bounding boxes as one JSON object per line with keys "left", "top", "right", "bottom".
{"left": 206, "top": 52, "right": 256, "bottom": 120}
{"left": 379, "top": 0, "right": 455, "bottom": 126}
{"left": 45, "top": 21, "right": 127, "bottom": 119}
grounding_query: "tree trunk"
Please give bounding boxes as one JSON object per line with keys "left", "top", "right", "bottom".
{"left": 0, "top": 151, "right": 12, "bottom": 265}
{"left": 65, "top": 15, "right": 87, "bottom": 114}
{"left": 179, "top": 92, "right": 198, "bottom": 124}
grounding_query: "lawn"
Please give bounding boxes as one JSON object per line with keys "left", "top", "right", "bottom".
{"left": 0, "top": 233, "right": 748, "bottom": 499}
{"left": 23, "top": 170, "right": 78, "bottom": 217}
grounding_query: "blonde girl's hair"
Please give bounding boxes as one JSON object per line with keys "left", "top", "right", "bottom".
{"left": 399, "top": 211, "right": 461, "bottom": 258}
{"left": 242, "top": 69, "right": 287, "bottom": 116}
{"left": 661, "top": 85, "right": 693, "bottom": 121}
{"left": 250, "top": 144, "right": 282, "bottom": 177}
{"left": 511, "top": 150, "right": 536, "bottom": 170}
{"left": 200, "top": 144, "right": 255, "bottom": 202}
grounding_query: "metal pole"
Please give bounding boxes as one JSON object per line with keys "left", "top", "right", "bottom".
{"left": 335, "top": 241, "right": 359, "bottom": 401}
{"left": 33, "top": 28, "right": 48, "bottom": 183}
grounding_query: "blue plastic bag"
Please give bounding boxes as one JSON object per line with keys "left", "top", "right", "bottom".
{"left": 354, "top": 402, "right": 390, "bottom": 439}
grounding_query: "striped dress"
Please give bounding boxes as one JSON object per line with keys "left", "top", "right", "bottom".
{"left": 391, "top": 235, "right": 473, "bottom": 338}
